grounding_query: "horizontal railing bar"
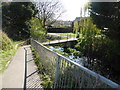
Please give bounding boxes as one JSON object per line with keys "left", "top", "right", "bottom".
{"left": 31, "top": 39, "right": 120, "bottom": 88}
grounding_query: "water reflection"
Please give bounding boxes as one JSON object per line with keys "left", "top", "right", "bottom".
{"left": 49, "top": 46, "right": 64, "bottom": 52}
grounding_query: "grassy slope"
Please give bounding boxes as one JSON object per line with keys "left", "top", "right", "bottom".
{"left": 0, "top": 32, "right": 23, "bottom": 72}
{"left": 0, "top": 41, "right": 20, "bottom": 72}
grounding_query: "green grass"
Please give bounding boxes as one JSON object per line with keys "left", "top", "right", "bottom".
{"left": 0, "top": 49, "right": 16, "bottom": 72}
{"left": 1, "top": 32, "right": 26, "bottom": 72}
{"left": 53, "top": 49, "right": 69, "bottom": 57}
{"left": 0, "top": 40, "right": 23, "bottom": 72}
{"left": 52, "top": 33, "right": 77, "bottom": 38}
{"left": 54, "top": 33, "right": 75, "bottom": 35}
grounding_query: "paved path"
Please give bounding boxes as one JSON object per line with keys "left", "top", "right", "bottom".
{"left": 42, "top": 38, "right": 78, "bottom": 45}
{"left": 2, "top": 47, "right": 25, "bottom": 88}
{"left": 2, "top": 45, "right": 42, "bottom": 88}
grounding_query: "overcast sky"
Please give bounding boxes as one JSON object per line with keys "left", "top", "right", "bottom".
{"left": 59, "top": 0, "right": 89, "bottom": 21}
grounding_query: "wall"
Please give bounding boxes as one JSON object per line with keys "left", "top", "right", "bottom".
{"left": 47, "top": 27, "right": 73, "bottom": 33}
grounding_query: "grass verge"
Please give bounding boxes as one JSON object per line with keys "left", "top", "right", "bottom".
{"left": 54, "top": 33, "right": 76, "bottom": 38}
{"left": 0, "top": 41, "right": 23, "bottom": 72}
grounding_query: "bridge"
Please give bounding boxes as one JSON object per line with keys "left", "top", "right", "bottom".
{"left": 42, "top": 38, "right": 78, "bottom": 45}
{"left": 2, "top": 39, "right": 120, "bottom": 89}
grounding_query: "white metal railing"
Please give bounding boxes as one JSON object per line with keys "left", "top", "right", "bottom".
{"left": 31, "top": 38, "right": 120, "bottom": 89}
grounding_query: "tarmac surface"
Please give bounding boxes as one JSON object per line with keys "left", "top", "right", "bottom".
{"left": 2, "top": 45, "right": 42, "bottom": 88}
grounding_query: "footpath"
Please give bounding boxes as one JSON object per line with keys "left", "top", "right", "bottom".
{"left": 2, "top": 45, "right": 42, "bottom": 88}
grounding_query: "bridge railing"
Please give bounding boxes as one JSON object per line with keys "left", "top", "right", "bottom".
{"left": 31, "top": 39, "right": 120, "bottom": 88}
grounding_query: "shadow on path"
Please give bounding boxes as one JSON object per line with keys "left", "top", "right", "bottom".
{"left": 24, "top": 45, "right": 42, "bottom": 89}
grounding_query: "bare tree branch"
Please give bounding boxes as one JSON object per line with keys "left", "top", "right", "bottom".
{"left": 35, "top": 0, "right": 65, "bottom": 28}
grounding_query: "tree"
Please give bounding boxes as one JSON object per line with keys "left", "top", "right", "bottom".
{"left": 2, "top": 2, "right": 37, "bottom": 40}
{"left": 73, "top": 20, "right": 79, "bottom": 34}
{"left": 90, "top": 2, "right": 120, "bottom": 40}
{"left": 90, "top": 2, "right": 120, "bottom": 74}
{"left": 35, "top": 0, "right": 65, "bottom": 28}
{"left": 30, "top": 17, "right": 46, "bottom": 42}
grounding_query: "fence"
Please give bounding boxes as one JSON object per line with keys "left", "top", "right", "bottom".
{"left": 31, "top": 39, "right": 120, "bottom": 89}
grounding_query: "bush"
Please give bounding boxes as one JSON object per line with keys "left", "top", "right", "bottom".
{"left": 68, "top": 48, "right": 76, "bottom": 53}
{"left": 73, "top": 51, "right": 83, "bottom": 57}
{"left": 1, "top": 32, "right": 13, "bottom": 51}
{"left": 0, "top": 32, "right": 17, "bottom": 72}
{"left": 31, "top": 30, "right": 47, "bottom": 42}
{"left": 75, "top": 17, "right": 120, "bottom": 83}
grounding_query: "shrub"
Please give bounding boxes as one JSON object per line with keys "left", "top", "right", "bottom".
{"left": 1, "top": 32, "right": 13, "bottom": 51}
{"left": 73, "top": 51, "right": 83, "bottom": 57}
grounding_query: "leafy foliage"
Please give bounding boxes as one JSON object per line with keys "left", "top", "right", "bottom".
{"left": 30, "top": 17, "right": 47, "bottom": 42}
{"left": 31, "top": 18, "right": 63, "bottom": 42}
{"left": 0, "top": 32, "right": 18, "bottom": 72}
{"left": 76, "top": 18, "right": 102, "bottom": 55}
{"left": 90, "top": 2, "right": 120, "bottom": 40}
{"left": 73, "top": 21, "right": 79, "bottom": 34}
{"left": 2, "top": 2, "right": 37, "bottom": 40}
{"left": 1, "top": 32, "right": 13, "bottom": 51}
{"left": 75, "top": 16, "right": 120, "bottom": 83}
{"left": 90, "top": 2, "right": 120, "bottom": 76}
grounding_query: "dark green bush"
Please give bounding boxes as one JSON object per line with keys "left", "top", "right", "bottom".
{"left": 1, "top": 32, "right": 13, "bottom": 51}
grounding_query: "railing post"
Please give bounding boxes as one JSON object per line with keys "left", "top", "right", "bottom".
{"left": 24, "top": 48, "right": 27, "bottom": 90}
{"left": 54, "top": 56, "right": 61, "bottom": 88}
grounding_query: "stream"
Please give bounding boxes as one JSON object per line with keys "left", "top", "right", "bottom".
{"left": 49, "top": 46, "right": 88, "bottom": 66}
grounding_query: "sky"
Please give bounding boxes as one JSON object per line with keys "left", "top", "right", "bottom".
{"left": 59, "top": 0, "right": 89, "bottom": 21}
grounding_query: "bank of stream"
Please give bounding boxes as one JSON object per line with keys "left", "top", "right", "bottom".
{"left": 47, "top": 46, "right": 89, "bottom": 67}
{"left": 45, "top": 43, "right": 120, "bottom": 84}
